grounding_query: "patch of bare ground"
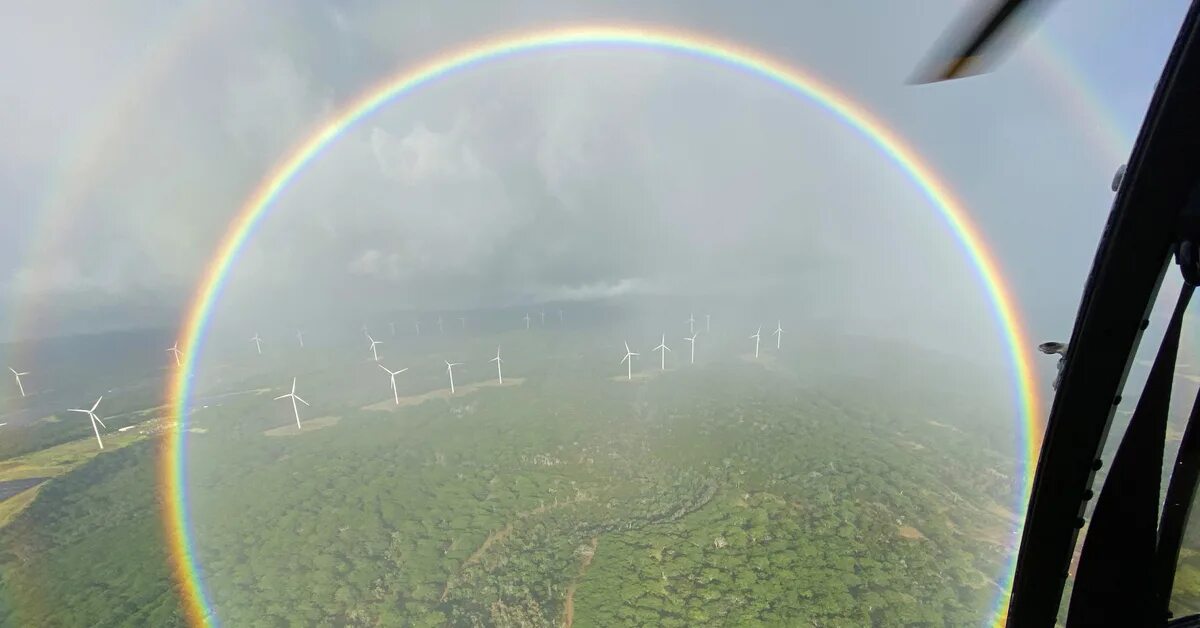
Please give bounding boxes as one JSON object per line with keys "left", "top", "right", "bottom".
{"left": 562, "top": 537, "right": 599, "bottom": 628}
{"left": 362, "top": 378, "right": 526, "bottom": 411}
{"left": 263, "top": 415, "right": 340, "bottom": 436}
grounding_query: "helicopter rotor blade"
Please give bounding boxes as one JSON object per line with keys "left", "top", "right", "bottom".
{"left": 910, "top": 0, "right": 1052, "bottom": 84}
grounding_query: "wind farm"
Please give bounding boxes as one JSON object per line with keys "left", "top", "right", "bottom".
{"left": 0, "top": 5, "right": 1058, "bottom": 623}
{"left": 0, "top": 306, "right": 1027, "bottom": 627}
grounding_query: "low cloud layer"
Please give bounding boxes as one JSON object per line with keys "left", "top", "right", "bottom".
{"left": 0, "top": 0, "right": 1185, "bottom": 376}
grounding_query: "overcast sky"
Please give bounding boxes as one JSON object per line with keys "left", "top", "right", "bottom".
{"left": 0, "top": 0, "right": 1190, "bottom": 369}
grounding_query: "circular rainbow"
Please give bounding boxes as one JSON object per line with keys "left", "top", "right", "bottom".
{"left": 164, "top": 24, "right": 1043, "bottom": 627}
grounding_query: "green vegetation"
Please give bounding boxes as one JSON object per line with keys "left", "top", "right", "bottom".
{"left": 0, "top": 441, "right": 182, "bottom": 627}
{"left": 0, "top": 333, "right": 1019, "bottom": 626}
{"left": 0, "top": 425, "right": 150, "bottom": 527}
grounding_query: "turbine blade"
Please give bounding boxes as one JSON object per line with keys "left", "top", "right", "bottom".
{"left": 68, "top": 409, "right": 88, "bottom": 414}
{"left": 91, "top": 396, "right": 103, "bottom": 412}
{"left": 274, "top": 394, "right": 289, "bottom": 401}
{"left": 397, "top": 368, "right": 408, "bottom": 374}
{"left": 93, "top": 415, "right": 107, "bottom": 429}
{"left": 294, "top": 396, "right": 310, "bottom": 406}
{"left": 378, "top": 364, "right": 391, "bottom": 373}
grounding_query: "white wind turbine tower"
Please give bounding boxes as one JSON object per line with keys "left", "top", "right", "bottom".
{"left": 445, "top": 360, "right": 463, "bottom": 394}
{"left": 773, "top": 320, "right": 784, "bottom": 350}
{"left": 166, "top": 342, "right": 183, "bottom": 367}
{"left": 296, "top": 329, "right": 305, "bottom": 348}
{"left": 540, "top": 309, "right": 546, "bottom": 325}
{"left": 751, "top": 326, "right": 761, "bottom": 358}
{"left": 366, "top": 334, "right": 383, "bottom": 361}
{"left": 274, "top": 377, "right": 309, "bottom": 430}
{"left": 415, "top": 321, "right": 421, "bottom": 336}
{"left": 9, "top": 368, "right": 29, "bottom": 397}
{"left": 378, "top": 364, "right": 408, "bottom": 405}
{"left": 558, "top": 309, "right": 564, "bottom": 324}
{"left": 620, "top": 341, "right": 639, "bottom": 380}
{"left": 523, "top": 313, "right": 531, "bottom": 330}
{"left": 654, "top": 334, "right": 671, "bottom": 370}
{"left": 684, "top": 333, "right": 698, "bottom": 365}
{"left": 706, "top": 314, "right": 711, "bottom": 333}
{"left": 68, "top": 396, "right": 106, "bottom": 449}
{"left": 490, "top": 346, "right": 504, "bottom": 384}
{"left": 686, "top": 313, "right": 695, "bottom": 335}
{"left": 250, "top": 333, "right": 263, "bottom": 355}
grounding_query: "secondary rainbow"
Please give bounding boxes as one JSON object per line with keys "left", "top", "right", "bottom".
{"left": 164, "top": 24, "right": 1043, "bottom": 627}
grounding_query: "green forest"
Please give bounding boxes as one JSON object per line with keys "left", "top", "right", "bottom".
{"left": 0, "top": 332, "right": 1023, "bottom": 627}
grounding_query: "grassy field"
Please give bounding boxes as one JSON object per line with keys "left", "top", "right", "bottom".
{"left": 0, "top": 424, "right": 150, "bottom": 527}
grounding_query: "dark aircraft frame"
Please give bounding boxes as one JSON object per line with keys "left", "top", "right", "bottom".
{"left": 918, "top": 1, "right": 1200, "bottom": 624}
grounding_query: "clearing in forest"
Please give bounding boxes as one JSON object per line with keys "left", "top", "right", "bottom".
{"left": 263, "top": 415, "right": 341, "bottom": 436}
{"left": 362, "top": 378, "right": 527, "bottom": 411}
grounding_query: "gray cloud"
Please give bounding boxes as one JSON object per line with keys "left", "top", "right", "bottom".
{"left": 0, "top": 0, "right": 1188, "bottom": 379}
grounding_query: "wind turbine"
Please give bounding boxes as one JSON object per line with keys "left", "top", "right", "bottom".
{"left": 558, "top": 309, "right": 564, "bottom": 324}
{"left": 366, "top": 334, "right": 382, "bottom": 361}
{"left": 166, "top": 342, "right": 183, "bottom": 367}
{"left": 686, "top": 313, "right": 695, "bottom": 335}
{"left": 8, "top": 368, "right": 29, "bottom": 397}
{"left": 654, "top": 334, "right": 671, "bottom": 370}
{"left": 523, "top": 313, "right": 531, "bottom": 330}
{"left": 773, "top": 320, "right": 784, "bottom": 350}
{"left": 620, "top": 341, "right": 639, "bottom": 381}
{"left": 540, "top": 309, "right": 546, "bottom": 325}
{"left": 415, "top": 321, "right": 421, "bottom": 336}
{"left": 684, "top": 333, "right": 698, "bottom": 365}
{"left": 706, "top": 314, "right": 711, "bottom": 333}
{"left": 68, "top": 396, "right": 106, "bottom": 449}
{"left": 296, "top": 329, "right": 305, "bottom": 348}
{"left": 250, "top": 333, "right": 263, "bottom": 355}
{"left": 273, "top": 377, "right": 309, "bottom": 430}
{"left": 378, "top": 364, "right": 408, "bottom": 405}
{"left": 751, "top": 326, "right": 761, "bottom": 358}
{"left": 445, "top": 360, "right": 463, "bottom": 394}
{"left": 490, "top": 346, "right": 504, "bottom": 384}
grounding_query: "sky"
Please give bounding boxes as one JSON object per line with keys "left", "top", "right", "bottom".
{"left": 0, "top": 0, "right": 1191, "bottom": 380}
